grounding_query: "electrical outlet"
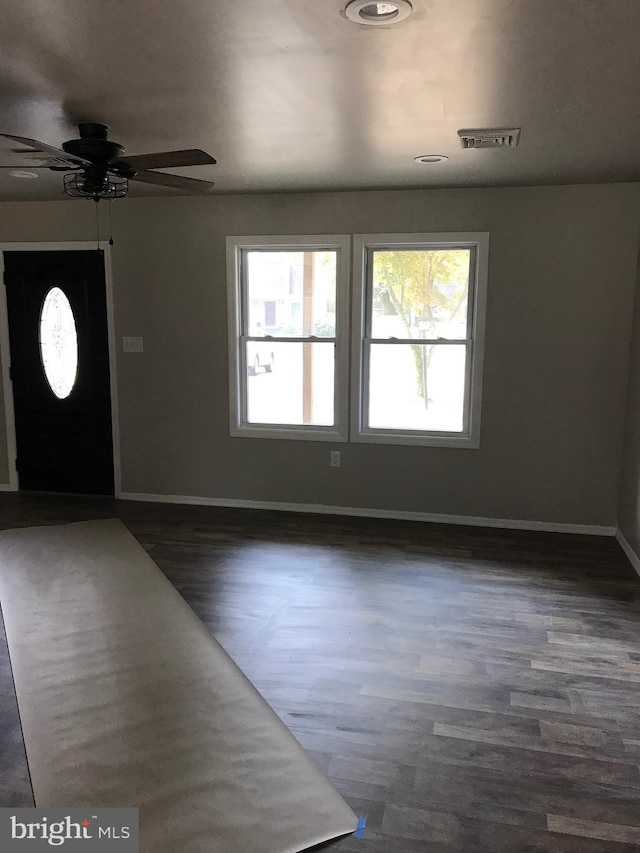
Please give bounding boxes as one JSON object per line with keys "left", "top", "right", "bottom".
{"left": 330, "top": 451, "right": 341, "bottom": 467}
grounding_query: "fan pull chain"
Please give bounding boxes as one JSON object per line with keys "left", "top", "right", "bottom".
{"left": 108, "top": 200, "right": 114, "bottom": 245}
{"left": 95, "top": 202, "right": 100, "bottom": 250}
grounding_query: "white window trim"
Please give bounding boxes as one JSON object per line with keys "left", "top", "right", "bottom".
{"left": 350, "top": 232, "right": 489, "bottom": 448}
{"left": 226, "top": 234, "right": 351, "bottom": 441}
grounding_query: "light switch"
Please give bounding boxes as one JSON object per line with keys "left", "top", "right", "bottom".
{"left": 123, "top": 336, "right": 144, "bottom": 352}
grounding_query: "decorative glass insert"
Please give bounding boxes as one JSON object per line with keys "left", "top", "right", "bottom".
{"left": 39, "top": 287, "right": 78, "bottom": 399}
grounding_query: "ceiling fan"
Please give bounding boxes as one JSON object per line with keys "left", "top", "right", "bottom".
{"left": 0, "top": 122, "right": 216, "bottom": 201}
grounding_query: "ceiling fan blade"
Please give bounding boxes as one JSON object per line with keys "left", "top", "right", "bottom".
{"left": 129, "top": 170, "right": 215, "bottom": 192}
{"left": 0, "top": 133, "right": 90, "bottom": 166}
{"left": 115, "top": 149, "right": 216, "bottom": 171}
{"left": 0, "top": 164, "right": 74, "bottom": 169}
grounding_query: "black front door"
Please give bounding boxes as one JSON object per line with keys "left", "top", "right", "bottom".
{"left": 4, "top": 250, "right": 115, "bottom": 495}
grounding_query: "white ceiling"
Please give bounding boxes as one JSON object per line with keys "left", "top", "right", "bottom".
{"left": 1, "top": 0, "right": 640, "bottom": 201}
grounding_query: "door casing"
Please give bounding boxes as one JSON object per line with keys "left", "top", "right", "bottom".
{"left": 0, "top": 242, "right": 121, "bottom": 496}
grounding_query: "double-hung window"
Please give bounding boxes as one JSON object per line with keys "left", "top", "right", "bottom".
{"left": 351, "top": 233, "right": 489, "bottom": 447}
{"left": 226, "top": 235, "right": 350, "bottom": 440}
{"left": 227, "top": 231, "right": 488, "bottom": 447}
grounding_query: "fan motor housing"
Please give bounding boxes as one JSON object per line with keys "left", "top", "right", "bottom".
{"left": 62, "top": 123, "right": 125, "bottom": 163}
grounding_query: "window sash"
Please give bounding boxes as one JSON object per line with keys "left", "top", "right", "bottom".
{"left": 239, "top": 246, "right": 339, "bottom": 339}
{"left": 227, "top": 235, "right": 350, "bottom": 440}
{"left": 351, "top": 233, "right": 489, "bottom": 447}
{"left": 364, "top": 244, "right": 477, "bottom": 342}
{"left": 240, "top": 339, "right": 338, "bottom": 428}
{"left": 361, "top": 339, "right": 473, "bottom": 437}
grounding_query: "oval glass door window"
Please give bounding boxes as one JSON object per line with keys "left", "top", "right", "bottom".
{"left": 39, "top": 287, "right": 78, "bottom": 399}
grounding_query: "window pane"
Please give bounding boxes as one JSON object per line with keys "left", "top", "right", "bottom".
{"left": 371, "top": 249, "right": 470, "bottom": 340}
{"left": 246, "top": 250, "right": 337, "bottom": 337}
{"left": 247, "top": 341, "right": 334, "bottom": 425}
{"left": 368, "top": 343, "right": 466, "bottom": 432}
{"left": 39, "top": 286, "right": 78, "bottom": 400}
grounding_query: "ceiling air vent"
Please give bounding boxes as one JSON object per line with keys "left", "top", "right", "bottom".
{"left": 457, "top": 128, "right": 521, "bottom": 149}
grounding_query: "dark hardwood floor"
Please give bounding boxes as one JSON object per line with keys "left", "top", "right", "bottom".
{"left": 1, "top": 493, "right": 640, "bottom": 851}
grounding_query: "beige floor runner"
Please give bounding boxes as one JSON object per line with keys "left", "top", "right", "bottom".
{"left": 0, "top": 519, "right": 356, "bottom": 852}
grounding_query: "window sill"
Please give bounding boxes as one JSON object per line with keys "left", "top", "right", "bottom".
{"left": 231, "top": 424, "right": 348, "bottom": 442}
{"left": 352, "top": 430, "right": 480, "bottom": 448}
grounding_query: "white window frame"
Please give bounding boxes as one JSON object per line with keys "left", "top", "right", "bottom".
{"left": 351, "top": 232, "right": 489, "bottom": 448}
{"left": 226, "top": 234, "right": 351, "bottom": 441}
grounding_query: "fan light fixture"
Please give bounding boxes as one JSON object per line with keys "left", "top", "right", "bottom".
{"left": 63, "top": 172, "right": 128, "bottom": 201}
{"left": 344, "top": 0, "right": 413, "bottom": 25}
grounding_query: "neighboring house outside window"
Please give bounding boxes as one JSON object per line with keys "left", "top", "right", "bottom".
{"left": 227, "top": 232, "right": 488, "bottom": 447}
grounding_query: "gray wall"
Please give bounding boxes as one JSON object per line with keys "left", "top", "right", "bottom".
{"left": 1, "top": 183, "right": 639, "bottom": 525}
{"left": 0, "top": 349, "right": 7, "bottom": 485}
{"left": 617, "top": 241, "right": 640, "bottom": 548}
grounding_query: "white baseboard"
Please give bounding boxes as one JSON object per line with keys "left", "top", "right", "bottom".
{"left": 0, "top": 482, "right": 17, "bottom": 492}
{"left": 615, "top": 529, "right": 640, "bottom": 579}
{"left": 119, "top": 492, "right": 616, "bottom": 536}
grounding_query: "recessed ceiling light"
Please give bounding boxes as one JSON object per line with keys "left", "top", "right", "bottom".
{"left": 344, "top": 0, "right": 413, "bottom": 26}
{"left": 414, "top": 155, "right": 448, "bottom": 164}
{"left": 6, "top": 169, "right": 40, "bottom": 179}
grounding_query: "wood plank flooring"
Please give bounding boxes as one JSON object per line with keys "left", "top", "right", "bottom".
{"left": 0, "top": 493, "right": 639, "bottom": 851}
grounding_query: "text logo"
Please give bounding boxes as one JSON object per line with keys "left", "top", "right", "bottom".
{"left": 0, "top": 809, "right": 138, "bottom": 851}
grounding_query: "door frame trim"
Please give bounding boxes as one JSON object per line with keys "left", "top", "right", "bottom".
{"left": 0, "top": 242, "right": 121, "bottom": 496}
